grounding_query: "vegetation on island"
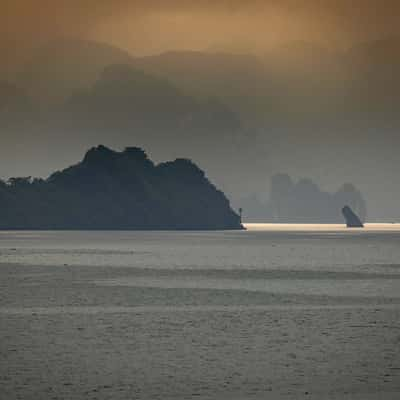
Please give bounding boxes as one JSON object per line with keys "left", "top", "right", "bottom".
{"left": 0, "top": 145, "right": 243, "bottom": 230}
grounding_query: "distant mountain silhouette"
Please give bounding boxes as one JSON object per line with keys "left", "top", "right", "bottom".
{"left": 62, "top": 63, "right": 240, "bottom": 132}
{"left": 132, "top": 50, "right": 272, "bottom": 125}
{"left": 134, "top": 50, "right": 266, "bottom": 95}
{"left": 2, "top": 37, "right": 400, "bottom": 220}
{"left": 0, "top": 59, "right": 249, "bottom": 188}
{"left": 342, "top": 37, "right": 400, "bottom": 118}
{"left": 9, "top": 37, "right": 400, "bottom": 128}
{"left": 10, "top": 37, "right": 400, "bottom": 123}
{"left": 240, "top": 174, "right": 366, "bottom": 223}
{"left": 17, "top": 38, "right": 135, "bottom": 104}
{"left": 54, "top": 64, "right": 244, "bottom": 168}
{"left": 0, "top": 145, "right": 243, "bottom": 230}
{"left": 132, "top": 40, "right": 400, "bottom": 126}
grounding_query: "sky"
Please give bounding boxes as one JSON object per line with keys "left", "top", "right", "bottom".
{"left": 1, "top": 0, "right": 400, "bottom": 221}
{"left": 2, "top": 0, "right": 400, "bottom": 62}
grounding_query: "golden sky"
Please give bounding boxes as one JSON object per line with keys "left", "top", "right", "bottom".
{"left": 2, "top": 0, "right": 400, "bottom": 62}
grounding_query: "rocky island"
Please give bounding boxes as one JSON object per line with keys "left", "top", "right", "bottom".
{"left": 0, "top": 145, "right": 243, "bottom": 230}
{"left": 342, "top": 205, "right": 364, "bottom": 228}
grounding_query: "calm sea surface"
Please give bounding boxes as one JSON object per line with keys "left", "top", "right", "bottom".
{"left": 1, "top": 224, "right": 400, "bottom": 399}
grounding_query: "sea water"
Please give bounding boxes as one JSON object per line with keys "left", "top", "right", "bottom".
{"left": 1, "top": 224, "right": 400, "bottom": 399}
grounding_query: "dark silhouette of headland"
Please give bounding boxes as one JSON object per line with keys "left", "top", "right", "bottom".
{"left": 0, "top": 145, "right": 243, "bottom": 230}
{"left": 342, "top": 205, "right": 364, "bottom": 228}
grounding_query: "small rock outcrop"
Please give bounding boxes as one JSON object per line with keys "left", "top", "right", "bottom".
{"left": 342, "top": 205, "right": 364, "bottom": 228}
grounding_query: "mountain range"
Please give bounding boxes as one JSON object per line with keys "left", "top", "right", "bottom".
{"left": 2, "top": 37, "right": 400, "bottom": 220}
{"left": 11, "top": 37, "right": 400, "bottom": 125}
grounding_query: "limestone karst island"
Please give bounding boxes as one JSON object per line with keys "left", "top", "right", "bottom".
{"left": 0, "top": 145, "right": 243, "bottom": 230}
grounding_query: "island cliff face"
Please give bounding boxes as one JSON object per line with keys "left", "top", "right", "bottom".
{"left": 0, "top": 146, "right": 243, "bottom": 230}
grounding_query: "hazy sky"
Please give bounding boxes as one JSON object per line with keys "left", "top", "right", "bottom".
{"left": 2, "top": 0, "right": 400, "bottom": 221}
{"left": 2, "top": 0, "right": 400, "bottom": 62}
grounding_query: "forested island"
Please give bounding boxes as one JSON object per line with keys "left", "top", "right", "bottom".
{"left": 0, "top": 145, "right": 243, "bottom": 230}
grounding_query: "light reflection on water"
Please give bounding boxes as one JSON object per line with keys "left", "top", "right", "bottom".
{"left": 244, "top": 223, "right": 400, "bottom": 231}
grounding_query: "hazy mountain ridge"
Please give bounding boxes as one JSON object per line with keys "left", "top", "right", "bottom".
{"left": 6, "top": 36, "right": 400, "bottom": 126}
{"left": 131, "top": 38, "right": 400, "bottom": 124}
{"left": 240, "top": 174, "right": 366, "bottom": 223}
{"left": 0, "top": 145, "right": 242, "bottom": 230}
{"left": 1, "top": 37, "right": 400, "bottom": 220}
{"left": 7, "top": 36, "right": 400, "bottom": 120}
{"left": 16, "top": 38, "right": 135, "bottom": 104}
{"left": 0, "top": 61, "right": 250, "bottom": 195}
